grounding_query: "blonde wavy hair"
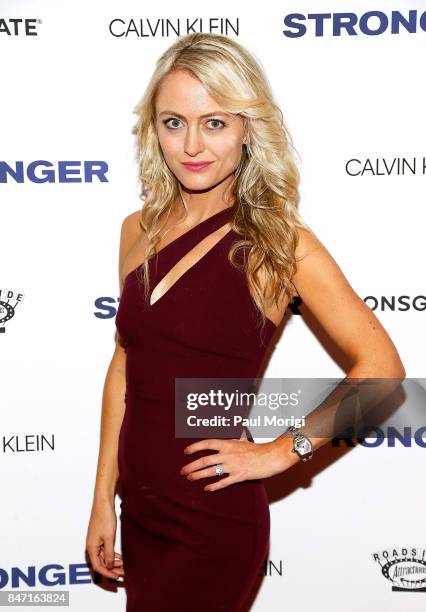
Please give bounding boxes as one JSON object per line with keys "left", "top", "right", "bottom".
{"left": 131, "top": 32, "right": 310, "bottom": 330}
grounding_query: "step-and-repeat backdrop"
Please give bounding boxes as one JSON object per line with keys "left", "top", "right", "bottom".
{"left": 1, "top": 1, "right": 425, "bottom": 610}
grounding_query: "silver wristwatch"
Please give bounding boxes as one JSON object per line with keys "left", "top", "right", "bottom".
{"left": 286, "top": 426, "right": 313, "bottom": 461}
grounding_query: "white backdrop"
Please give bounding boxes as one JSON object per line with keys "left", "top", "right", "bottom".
{"left": 1, "top": 0, "right": 425, "bottom": 610}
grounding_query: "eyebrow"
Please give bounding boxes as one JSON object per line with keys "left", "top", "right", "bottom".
{"left": 158, "top": 110, "right": 231, "bottom": 119}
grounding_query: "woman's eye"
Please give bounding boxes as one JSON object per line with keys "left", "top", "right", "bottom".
{"left": 163, "top": 118, "right": 182, "bottom": 129}
{"left": 206, "top": 119, "right": 225, "bottom": 129}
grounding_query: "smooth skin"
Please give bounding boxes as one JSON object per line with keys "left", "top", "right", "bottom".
{"left": 85, "top": 69, "right": 406, "bottom": 578}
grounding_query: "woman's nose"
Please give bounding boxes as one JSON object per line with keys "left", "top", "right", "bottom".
{"left": 184, "top": 125, "right": 205, "bottom": 156}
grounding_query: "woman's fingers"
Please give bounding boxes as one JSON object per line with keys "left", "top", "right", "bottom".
{"left": 85, "top": 505, "right": 123, "bottom": 580}
{"left": 113, "top": 553, "right": 125, "bottom": 575}
{"left": 103, "top": 537, "right": 116, "bottom": 570}
{"left": 87, "top": 541, "right": 122, "bottom": 580}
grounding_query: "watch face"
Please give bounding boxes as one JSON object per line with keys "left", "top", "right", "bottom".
{"left": 295, "top": 437, "right": 312, "bottom": 455}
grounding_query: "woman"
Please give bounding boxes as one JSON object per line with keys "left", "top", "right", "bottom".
{"left": 86, "top": 33, "right": 405, "bottom": 611}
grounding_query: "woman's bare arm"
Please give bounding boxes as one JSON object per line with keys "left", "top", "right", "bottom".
{"left": 270, "top": 226, "right": 406, "bottom": 466}
{"left": 86, "top": 211, "right": 143, "bottom": 579}
{"left": 291, "top": 226, "right": 405, "bottom": 377}
{"left": 91, "top": 340, "right": 127, "bottom": 506}
{"left": 91, "top": 211, "right": 143, "bottom": 505}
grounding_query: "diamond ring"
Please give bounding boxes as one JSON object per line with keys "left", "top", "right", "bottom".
{"left": 215, "top": 463, "right": 224, "bottom": 476}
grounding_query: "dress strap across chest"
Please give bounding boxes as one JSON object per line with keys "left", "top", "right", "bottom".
{"left": 151, "top": 204, "right": 236, "bottom": 281}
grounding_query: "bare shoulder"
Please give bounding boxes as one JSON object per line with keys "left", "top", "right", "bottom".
{"left": 294, "top": 225, "right": 324, "bottom": 259}
{"left": 118, "top": 209, "right": 147, "bottom": 295}
{"left": 292, "top": 224, "right": 353, "bottom": 303}
{"left": 120, "top": 209, "right": 144, "bottom": 248}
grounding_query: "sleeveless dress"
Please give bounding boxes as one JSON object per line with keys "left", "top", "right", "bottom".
{"left": 115, "top": 204, "right": 277, "bottom": 611}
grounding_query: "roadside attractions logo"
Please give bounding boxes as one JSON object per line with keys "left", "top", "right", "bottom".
{"left": 372, "top": 547, "right": 426, "bottom": 592}
{"left": 0, "top": 289, "right": 24, "bottom": 334}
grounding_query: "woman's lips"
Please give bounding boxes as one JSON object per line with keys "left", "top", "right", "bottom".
{"left": 181, "top": 161, "right": 214, "bottom": 171}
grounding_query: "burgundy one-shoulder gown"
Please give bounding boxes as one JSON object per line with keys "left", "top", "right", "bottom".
{"left": 115, "top": 204, "right": 276, "bottom": 611}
